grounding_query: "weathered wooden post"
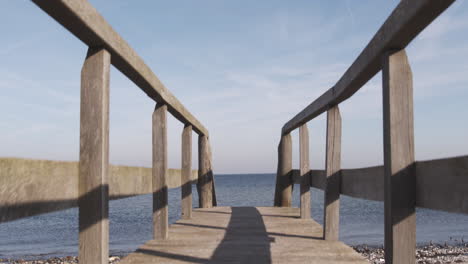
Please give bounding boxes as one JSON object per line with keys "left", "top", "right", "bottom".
{"left": 382, "top": 49, "right": 416, "bottom": 264}
{"left": 78, "top": 47, "right": 110, "bottom": 264}
{"left": 207, "top": 139, "right": 217, "bottom": 207}
{"left": 300, "top": 124, "right": 311, "bottom": 219}
{"left": 181, "top": 125, "right": 192, "bottom": 219}
{"left": 274, "top": 133, "right": 293, "bottom": 207}
{"left": 274, "top": 141, "right": 281, "bottom": 206}
{"left": 323, "top": 105, "right": 341, "bottom": 241}
{"left": 198, "top": 135, "right": 213, "bottom": 208}
{"left": 153, "top": 103, "right": 168, "bottom": 240}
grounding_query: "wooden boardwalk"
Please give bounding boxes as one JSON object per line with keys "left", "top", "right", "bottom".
{"left": 4, "top": 2, "right": 466, "bottom": 264}
{"left": 120, "top": 207, "right": 366, "bottom": 264}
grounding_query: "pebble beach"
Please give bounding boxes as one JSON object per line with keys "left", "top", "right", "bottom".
{"left": 353, "top": 243, "right": 468, "bottom": 264}
{"left": 1, "top": 244, "right": 467, "bottom": 264}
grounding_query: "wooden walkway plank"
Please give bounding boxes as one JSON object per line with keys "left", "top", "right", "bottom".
{"left": 120, "top": 207, "right": 367, "bottom": 264}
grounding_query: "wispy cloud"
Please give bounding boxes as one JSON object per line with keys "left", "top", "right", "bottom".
{"left": 2, "top": 1, "right": 468, "bottom": 173}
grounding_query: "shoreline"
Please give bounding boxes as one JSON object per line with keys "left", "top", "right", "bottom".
{"left": 1, "top": 243, "right": 467, "bottom": 264}
{"left": 352, "top": 243, "right": 468, "bottom": 263}
{"left": 0, "top": 256, "right": 123, "bottom": 264}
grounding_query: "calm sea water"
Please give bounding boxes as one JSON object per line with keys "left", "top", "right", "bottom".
{"left": 0, "top": 173, "right": 467, "bottom": 259}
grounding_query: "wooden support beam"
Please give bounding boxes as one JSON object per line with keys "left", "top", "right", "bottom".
{"left": 153, "top": 103, "right": 168, "bottom": 240}
{"left": 181, "top": 125, "right": 192, "bottom": 219}
{"left": 78, "top": 47, "right": 110, "bottom": 264}
{"left": 299, "top": 124, "right": 311, "bottom": 219}
{"left": 323, "top": 106, "right": 341, "bottom": 241}
{"left": 382, "top": 49, "right": 416, "bottom": 264}
{"left": 275, "top": 134, "right": 293, "bottom": 207}
{"left": 198, "top": 135, "right": 213, "bottom": 208}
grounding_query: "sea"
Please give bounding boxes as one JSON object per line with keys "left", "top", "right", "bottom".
{"left": 0, "top": 173, "right": 467, "bottom": 259}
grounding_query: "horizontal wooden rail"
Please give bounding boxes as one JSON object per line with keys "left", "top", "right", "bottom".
{"left": 276, "top": 1, "right": 461, "bottom": 262}
{"left": 282, "top": 0, "right": 454, "bottom": 135}
{"left": 31, "top": 0, "right": 208, "bottom": 136}
{"left": 290, "top": 155, "right": 468, "bottom": 215}
{"left": 416, "top": 156, "right": 468, "bottom": 214}
{"left": 0, "top": 158, "right": 198, "bottom": 223}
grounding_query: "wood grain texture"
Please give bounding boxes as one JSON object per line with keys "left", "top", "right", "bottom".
{"left": 310, "top": 170, "right": 326, "bottom": 190}
{"left": 274, "top": 141, "right": 282, "bottom": 207}
{"left": 382, "top": 49, "right": 415, "bottom": 264}
{"left": 299, "top": 125, "right": 311, "bottom": 219}
{"left": 324, "top": 106, "right": 341, "bottom": 241}
{"left": 31, "top": 0, "right": 208, "bottom": 136}
{"left": 153, "top": 103, "right": 168, "bottom": 240}
{"left": 415, "top": 156, "right": 468, "bottom": 214}
{"left": 78, "top": 47, "right": 110, "bottom": 264}
{"left": 341, "top": 166, "right": 384, "bottom": 202}
{"left": 198, "top": 135, "right": 213, "bottom": 208}
{"left": 120, "top": 207, "right": 367, "bottom": 264}
{"left": 0, "top": 158, "right": 198, "bottom": 223}
{"left": 281, "top": 157, "right": 468, "bottom": 215}
{"left": 181, "top": 125, "right": 192, "bottom": 219}
{"left": 207, "top": 140, "right": 217, "bottom": 207}
{"left": 282, "top": 0, "right": 454, "bottom": 135}
{"left": 278, "top": 134, "right": 293, "bottom": 207}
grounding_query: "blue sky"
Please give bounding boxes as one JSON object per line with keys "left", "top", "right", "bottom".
{"left": 1, "top": 1, "right": 467, "bottom": 173}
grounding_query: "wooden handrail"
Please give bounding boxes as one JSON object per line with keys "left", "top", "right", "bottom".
{"left": 289, "top": 155, "right": 468, "bottom": 215}
{"left": 275, "top": 1, "right": 464, "bottom": 262}
{"left": 32, "top": 0, "right": 209, "bottom": 136}
{"left": 3, "top": 2, "right": 216, "bottom": 262}
{"left": 0, "top": 158, "right": 199, "bottom": 223}
{"left": 281, "top": 0, "right": 454, "bottom": 135}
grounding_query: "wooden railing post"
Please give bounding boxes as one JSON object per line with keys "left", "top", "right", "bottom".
{"left": 382, "top": 49, "right": 416, "bottom": 264}
{"left": 198, "top": 135, "right": 213, "bottom": 208}
{"left": 300, "top": 124, "right": 311, "bottom": 219}
{"left": 274, "top": 133, "right": 293, "bottom": 207}
{"left": 207, "top": 139, "right": 217, "bottom": 207}
{"left": 78, "top": 47, "right": 110, "bottom": 264}
{"left": 323, "top": 105, "right": 341, "bottom": 241}
{"left": 181, "top": 125, "right": 192, "bottom": 219}
{"left": 153, "top": 103, "right": 168, "bottom": 240}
